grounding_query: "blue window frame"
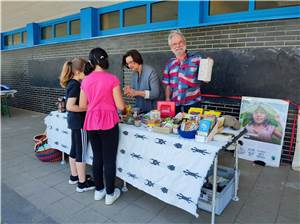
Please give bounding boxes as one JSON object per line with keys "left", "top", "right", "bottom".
{"left": 70, "top": 19, "right": 80, "bottom": 35}
{"left": 202, "top": 0, "right": 300, "bottom": 25}
{"left": 1, "top": 0, "right": 300, "bottom": 51}
{"left": 97, "top": 1, "right": 177, "bottom": 36}
{"left": 151, "top": 1, "right": 178, "bottom": 23}
{"left": 22, "top": 31, "right": 27, "bottom": 44}
{"left": 100, "top": 10, "right": 120, "bottom": 31}
{"left": 39, "top": 13, "right": 81, "bottom": 45}
{"left": 1, "top": 27, "right": 27, "bottom": 50}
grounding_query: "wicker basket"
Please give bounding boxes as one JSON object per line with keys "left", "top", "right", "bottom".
{"left": 33, "top": 134, "right": 62, "bottom": 162}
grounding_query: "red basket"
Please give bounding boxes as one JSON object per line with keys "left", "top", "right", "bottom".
{"left": 33, "top": 134, "right": 62, "bottom": 162}
{"left": 33, "top": 134, "right": 47, "bottom": 144}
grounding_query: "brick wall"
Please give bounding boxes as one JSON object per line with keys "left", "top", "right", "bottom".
{"left": 2, "top": 18, "right": 299, "bottom": 164}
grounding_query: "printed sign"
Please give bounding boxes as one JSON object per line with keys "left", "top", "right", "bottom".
{"left": 239, "top": 97, "right": 289, "bottom": 167}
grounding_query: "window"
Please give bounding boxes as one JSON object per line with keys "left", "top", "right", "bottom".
{"left": 124, "top": 5, "right": 146, "bottom": 27}
{"left": 151, "top": 1, "right": 178, "bottom": 23}
{"left": 13, "top": 33, "right": 21, "bottom": 45}
{"left": 70, "top": 19, "right": 80, "bottom": 35}
{"left": 209, "top": 1, "right": 249, "bottom": 15}
{"left": 256, "top": 1, "right": 300, "bottom": 10}
{"left": 22, "top": 31, "right": 27, "bottom": 43}
{"left": 41, "top": 26, "right": 52, "bottom": 40}
{"left": 4, "top": 35, "right": 12, "bottom": 46}
{"left": 55, "top": 22, "right": 67, "bottom": 37}
{"left": 100, "top": 11, "right": 120, "bottom": 30}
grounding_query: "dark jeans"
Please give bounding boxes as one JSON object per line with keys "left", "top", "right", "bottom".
{"left": 88, "top": 124, "right": 119, "bottom": 194}
{"left": 175, "top": 102, "right": 202, "bottom": 114}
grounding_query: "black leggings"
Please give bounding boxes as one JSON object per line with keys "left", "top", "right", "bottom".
{"left": 88, "top": 124, "right": 119, "bottom": 194}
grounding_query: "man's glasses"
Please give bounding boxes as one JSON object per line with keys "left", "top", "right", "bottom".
{"left": 170, "top": 40, "right": 185, "bottom": 48}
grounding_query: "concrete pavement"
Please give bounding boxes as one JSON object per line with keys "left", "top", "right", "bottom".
{"left": 1, "top": 108, "right": 300, "bottom": 223}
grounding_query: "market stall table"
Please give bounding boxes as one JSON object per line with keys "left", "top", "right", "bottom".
{"left": 1, "top": 89, "right": 17, "bottom": 117}
{"left": 44, "top": 111, "right": 243, "bottom": 223}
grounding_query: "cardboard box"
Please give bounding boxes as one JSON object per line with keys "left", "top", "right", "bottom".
{"left": 152, "top": 126, "right": 172, "bottom": 134}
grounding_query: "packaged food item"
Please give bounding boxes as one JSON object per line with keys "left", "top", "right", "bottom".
{"left": 57, "top": 97, "right": 66, "bottom": 113}
{"left": 125, "top": 104, "right": 132, "bottom": 116}
{"left": 157, "top": 101, "right": 175, "bottom": 118}
{"left": 198, "top": 119, "right": 212, "bottom": 136}
{"left": 132, "top": 107, "right": 140, "bottom": 118}
{"left": 172, "top": 124, "right": 179, "bottom": 134}
{"left": 188, "top": 107, "right": 203, "bottom": 115}
{"left": 204, "top": 110, "right": 221, "bottom": 117}
{"left": 150, "top": 110, "right": 161, "bottom": 120}
{"left": 134, "top": 119, "right": 142, "bottom": 127}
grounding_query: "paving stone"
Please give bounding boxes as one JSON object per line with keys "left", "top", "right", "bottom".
{"left": 42, "top": 197, "right": 86, "bottom": 222}
{"left": 1, "top": 183, "right": 57, "bottom": 224}
{"left": 134, "top": 193, "right": 167, "bottom": 214}
{"left": 149, "top": 205, "right": 195, "bottom": 224}
{"left": 27, "top": 187, "right": 66, "bottom": 209}
{"left": 14, "top": 179, "right": 51, "bottom": 197}
{"left": 2, "top": 108, "right": 300, "bottom": 224}
{"left": 67, "top": 207, "right": 108, "bottom": 223}
{"left": 111, "top": 204, "right": 157, "bottom": 223}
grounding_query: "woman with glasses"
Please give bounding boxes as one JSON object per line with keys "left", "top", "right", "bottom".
{"left": 122, "top": 49, "right": 162, "bottom": 113}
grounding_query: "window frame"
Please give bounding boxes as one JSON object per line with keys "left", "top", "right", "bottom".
{"left": 123, "top": 4, "right": 147, "bottom": 27}
{"left": 202, "top": 1, "right": 300, "bottom": 25}
{"left": 99, "top": 10, "right": 121, "bottom": 31}
{"left": 54, "top": 22, "right": 68, "bottom": 38}
{"left": 2, "top": 27, "right": 27, "bottom": 50}
{"left": 39, "top": 13, "right": 81, "bottom": 45}
{"left": 70, "top": 19, "right": 81, "bottom": 36}
{"left": 1, "top": 0, "right": 300, "bottom": 51}
{"left": 150, "top": 1, "right": 178, "bottom": 24}
{"left": 97, "top": 1, "right": 177, "bottom": 36}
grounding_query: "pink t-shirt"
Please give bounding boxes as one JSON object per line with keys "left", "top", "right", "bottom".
{"left": 81, "top": 71, "right": 120, "bottom": 130}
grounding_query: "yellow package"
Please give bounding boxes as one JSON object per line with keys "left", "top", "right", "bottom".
{"left": 204, "top": 110, "right": 221, "bottom": 117}
{"left": 188, "top": 107, "right": 203, "bottom": 115}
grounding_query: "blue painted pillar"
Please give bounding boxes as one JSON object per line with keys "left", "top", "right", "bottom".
{"left": 80, "top": 7, "right": 97, "bottom": 39}
{"left": 26, "top": 23, "right": 39, "bottom": 47}
{"left": 1, "top": 33, "right": 3, "bottom": 50}
{"left": 178, "top": 1, "right": 201, "bottom": 26}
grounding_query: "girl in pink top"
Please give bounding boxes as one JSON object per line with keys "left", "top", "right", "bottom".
{"left": 80, "top": 48, "right": 125, "bottom": 205}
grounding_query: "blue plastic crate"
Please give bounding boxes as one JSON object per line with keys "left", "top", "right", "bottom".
{"left": 198, "top": 166, "right": 237, "bottom": 215}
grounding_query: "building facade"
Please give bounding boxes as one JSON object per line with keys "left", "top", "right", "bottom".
{"left": 1, "top": 1, "right": 300, "bottom": 163}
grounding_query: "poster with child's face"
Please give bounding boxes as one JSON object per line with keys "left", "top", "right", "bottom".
{"left": 239, "top": 97, "right": 289, "bottom": 167}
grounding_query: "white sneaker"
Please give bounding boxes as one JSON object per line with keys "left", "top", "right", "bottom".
{"left": 105, "top": 188, "right": 121, "bottom": 205}
{"left": 94, "top": 188, "right": 106, "bottom": 201}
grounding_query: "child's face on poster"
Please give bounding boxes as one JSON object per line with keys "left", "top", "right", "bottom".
{"left": 253, "top": 110, "right": 267, "bottom": 124}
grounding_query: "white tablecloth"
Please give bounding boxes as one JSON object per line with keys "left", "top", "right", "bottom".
{"left": 0, "top": 89, "right": 17, "bottom": 96}
{"left": 45, "top": 111, "right": 227, "bottom": 217}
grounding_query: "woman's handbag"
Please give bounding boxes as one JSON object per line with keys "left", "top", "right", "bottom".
{"left": 33, "top": 134, "right": 62, "bottom": 162}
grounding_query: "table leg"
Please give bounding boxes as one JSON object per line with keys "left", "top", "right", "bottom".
{"left": 233, "top": 142, "right": 240, "bottom": 201}
{"left": 211, "top": 153, "right": 218, "bottom": 224}
{"left": 122, "top": 181, "right": 128, "bottom": 192}
{"left": 1, "top": 95, "right": 11, "bottom": 117}
{"left": 61, "top": 152, "right": 66, "bottom": 165}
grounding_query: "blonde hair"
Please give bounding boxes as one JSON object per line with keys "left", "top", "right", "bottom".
{"left": 59, "top": 58, "right": 87, "bottom": 88}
